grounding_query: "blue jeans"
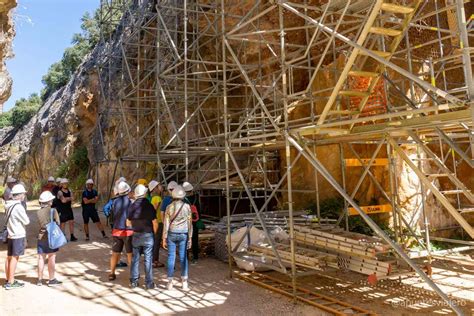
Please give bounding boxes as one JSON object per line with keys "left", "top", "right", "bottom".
{"left": 130, "top": 232, "right": 154, "bottom": 286}
{"left": 167, "top": 232, "right": 188, "bottom": 278}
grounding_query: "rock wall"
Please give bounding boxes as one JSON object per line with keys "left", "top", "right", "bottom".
{"left": 0, "top": 0, "right": 16, "bottom": 112}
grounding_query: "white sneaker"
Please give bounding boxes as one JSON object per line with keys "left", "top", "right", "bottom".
{"left": 167, "top": 279, "right": 173, "bottom": 290}
{"left": 182, "top": 281, "right": 189, "bottom": 291}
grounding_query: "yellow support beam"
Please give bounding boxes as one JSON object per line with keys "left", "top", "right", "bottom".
{"left": 348, "top": 204, "right": 392, "bottom": 216}
{"left": 345, "top": 158, "right": 389, "bottom": 167}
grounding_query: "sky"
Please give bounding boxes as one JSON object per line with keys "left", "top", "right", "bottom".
{"left": 4, "top": 0, "right": 100, "bottom": 111}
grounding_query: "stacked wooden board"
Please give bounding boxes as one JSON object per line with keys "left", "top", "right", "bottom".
{"left": 242, "top": 223, "right": 416, "bottom": 280}
{"left": 293, "top": 225, "right": 398, "bottom": 277}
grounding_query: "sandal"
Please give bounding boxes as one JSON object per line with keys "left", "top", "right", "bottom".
{"left": 108, "top": 274, "right": 116, "bottom": 281}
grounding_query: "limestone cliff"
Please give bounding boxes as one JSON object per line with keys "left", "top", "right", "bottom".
{"left": 0, "top": 0, "right": 16, "bottom": 112}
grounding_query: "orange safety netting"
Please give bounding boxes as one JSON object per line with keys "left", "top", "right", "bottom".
{"left": 348, "top": 76, "right": 387, "bottom": 117}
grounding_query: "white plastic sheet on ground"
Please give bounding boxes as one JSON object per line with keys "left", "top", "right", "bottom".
{"left": 229, "top": 226, "right": 289, "bottom": 272}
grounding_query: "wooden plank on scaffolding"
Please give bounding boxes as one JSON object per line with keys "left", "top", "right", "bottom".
{"left": 348, "top": 204, "right": 393, "bottom": 215}
{"left": 295, "top": 232, "right": 377, "bottom": 258}
{"left": 345, "top": 158, "right": 389, "bottom": 167}
{"left": 295, "top": 225, "right": 383, "bottom": 249}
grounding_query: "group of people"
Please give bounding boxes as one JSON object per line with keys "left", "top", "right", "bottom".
{"left": 2, "top": 175, "right": 201, "bottom": 291}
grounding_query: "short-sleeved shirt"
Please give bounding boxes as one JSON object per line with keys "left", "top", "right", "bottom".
{"left": 160, "top": 195, "right": 173, "bottom": 213}
{"left": 82, "top": 189, "right": 98, "bottom": 212}
{"left": 151, "top": 195, "right": 162, "bottom": 223}
{"left": 127, "top": 198, "right": 156, "bottom": 233}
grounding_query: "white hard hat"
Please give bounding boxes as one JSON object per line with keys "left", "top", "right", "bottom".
{"left": 48, "top": 176, "right": 55, "bottom": 182}
{"left": 6, "top": 176, "right": 17, "bottom": 183}
{"left": 56, "top": 177, "right": 62, "bottom": 183}
{"left": 86, "top": 179, "right": 94, "bottom": 185}
{"left": 118, "top": 177, "right": 126, "bottom": 183}
{"left": 148, "top": 180, "right": 159, "bottom": 192}
{"left": 172, "top": 185, "right": 186, "bottom": 199}
{"left": 134, "top": 184, "right": 148, "bottom": 198}
{"left": 182, "top": 181, "right": 193, "bottom": 192}
{"left": 39, "top": 191, "right": 55, "bottom": 203}
{"left": 117, "top": 181, "right": 131, "bottom": 195}
{"left": 60, "top": 178, "right": 69, "bottom": 184}
{"left": 167, "top": 181, "right": 178, "bottom": 191}
{"left": 11, "top": 184, "right": 27, "bottom": 195}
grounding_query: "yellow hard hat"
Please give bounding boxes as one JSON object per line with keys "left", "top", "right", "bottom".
{"left": 137, "top": 178, "right": 148, "bottom": 186}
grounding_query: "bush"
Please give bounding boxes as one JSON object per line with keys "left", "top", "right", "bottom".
{"left": 0, "top": 112, "right": 12, "bottom": 128}
{"left": 0, "top": 94, "right": 41, "bottom": 129}
{"left": 55, "top": 145, "right": 90, "bottom": 192}
{"left": 10, "top": 93, "right": 42, "bottom": 128}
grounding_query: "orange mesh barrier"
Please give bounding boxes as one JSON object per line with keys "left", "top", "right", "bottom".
{"left": 348, "top": 76, "right": 387, "bottom": 117}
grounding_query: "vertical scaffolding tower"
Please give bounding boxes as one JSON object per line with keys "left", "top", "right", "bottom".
{"left": 96, "top": 1, "right": 473, "bottom": 314}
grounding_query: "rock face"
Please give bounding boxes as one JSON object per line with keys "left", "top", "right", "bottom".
{"left": 0, "top": 0, "right": 16, "bottom": 113}
{"left": 0, "top": 46, "right": 101, "bottom": 190}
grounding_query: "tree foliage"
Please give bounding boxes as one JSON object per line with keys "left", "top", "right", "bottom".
{"left": 41, "top": 10, "right": 101, "bottom": 100}
{"left": 0, "top": 93, "right": 42, "bottom": 129}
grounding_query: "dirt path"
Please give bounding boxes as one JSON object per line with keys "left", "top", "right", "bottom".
{"left": 0, "top": 202, "right": 320, "bottom": 316}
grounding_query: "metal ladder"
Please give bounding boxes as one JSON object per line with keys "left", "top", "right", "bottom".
{"left": 317, "top": 0, "right": 422, "bottom": 126}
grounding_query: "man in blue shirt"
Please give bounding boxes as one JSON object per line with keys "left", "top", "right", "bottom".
{"left": 160, "top": 181, "right": 178, "bottom": 217}
{"left": 82, "top": 179, "right": 107, "bottom": 241}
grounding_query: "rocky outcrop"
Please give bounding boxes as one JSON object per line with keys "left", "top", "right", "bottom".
{"left": 0, "top": 0, "right": 16, "bottom": 112}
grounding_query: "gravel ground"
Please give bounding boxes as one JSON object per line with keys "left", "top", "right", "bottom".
{"left": 0, "top": 202, "right": 322, "bottom": 316}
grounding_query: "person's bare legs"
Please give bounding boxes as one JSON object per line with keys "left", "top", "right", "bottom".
{"left": 69, "top": 221, "right": 75, "bottom": 235}
{"left": 7, "top": 256, "right": 19, "bottom": 283}
{"left": 47, "top": 254, "right": 56, "bottom": 280}
{"left": 60, "top": 223, "right": 65, "bottom": 234}
{"left": 84, "top": 224, "right": 89, "bottom": 237}
{"left": 126, "top": 253, "right": 132, "bottom": 265}
{"left": 38, "top": 254, "right": 46, "bottom": 280}
{"left": 95, "top": 222, "right": 104, "bottom": 231}
{"left": 110, "top": 252, "right": 120, "bottom": 275}
{"left": 5, "top": 257, "right": 10, "bottom": 282}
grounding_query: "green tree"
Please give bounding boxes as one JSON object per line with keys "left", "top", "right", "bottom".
{"left": 0, "top": 111, "right": 12, "bottom": 128}
{"left": 10, "top": 93, "right": 42, "bottom": 128}
{"left": 42, "top": 9, "right": 102, "bottom": 100}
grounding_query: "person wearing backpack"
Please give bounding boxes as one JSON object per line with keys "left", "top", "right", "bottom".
{"left": 36, "top": 191, "right": 62, "bottom": 287}
{"left": 3, "top": 184, "right": 30, "bottom": 290}
{"left": 109, "top": 181, "right": 133, "bottom": 281}
{"left": 162, "top": 185, "right": 192, "bottom": 291}
{"left": 183, "top": 182, "right": 201, "bottom": 265}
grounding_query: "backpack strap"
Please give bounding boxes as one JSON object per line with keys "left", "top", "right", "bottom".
{"left": 3, "top": 204, "right": 16, "bottom": 228}
{"left": 169, "top": 202, "right": 185, "bottom": 226}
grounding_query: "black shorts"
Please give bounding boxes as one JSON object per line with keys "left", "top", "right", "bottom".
{"left": 8, "top": 238, "right": 26, "bottom": 256}
{"left": 112, "top": 236, "right": 133, "bottom": 254}
{"left": 59, "top": 209, "right": 74, "bottom": 223}
{"left": 82, "top": 208, "right": 100, "bottom": 224}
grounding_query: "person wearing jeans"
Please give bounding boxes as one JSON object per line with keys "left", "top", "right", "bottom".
{"left": 127, "top": 184, "right": 157, "bottom": 290}
{"left": 162, "top": 185, "right": 192, "bottom": 291}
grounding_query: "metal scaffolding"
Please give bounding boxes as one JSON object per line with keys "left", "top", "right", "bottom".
{"left": 96, "top": 1, "right": 473, "bottom": 314}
